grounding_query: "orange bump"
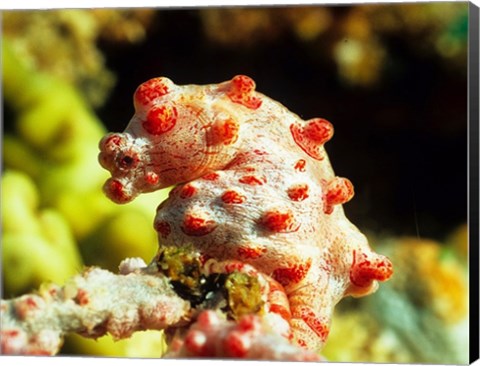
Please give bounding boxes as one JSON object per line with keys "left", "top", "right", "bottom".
{"left": 154, "top": 220, "right": 172, "bottom": 238}
{"left": 143, "top": 104, "right": 178, "bottom": 135}
{"left": 290, "top": 118, "right": 334, "bottom": 160}
{"left": 287, "top": 184, "right": 309, "bottom": 201}
{"left": 272, "top": 260, "right": 312, "bottom": 286}
{"left": 181, "top": 213, "right": 217, "bottom": 236}
{"left": 145, "top": 171, "right": 159, "bottom": 185}
{"left": 134, "top": 77, "right": 172, "bottom": 109}
{"left": 260, "top": 209, "right": 299, "bottom": 233}
{"left": 323, "top": 177, "right": 354, "bottom": 214}
{"left": 221, "top": 190, "right": 246, "bottom": 204}
{"left": 227, "top": 75, "right": 262, "bottom": 110}
{"left": 295, "top": 306, "right": 330, "bottom": 343}
{"left": 208, "top": 117, "right": 239, "bottom": 146}
{"left": 201, "top": 172, "right": 220, "bottom": 181}
{"left": 350, "top": 250, "right": 393, "bottom": 288}
{"left": 179, "top": 184, "right": 197, "bottom": 199}
{"left": 104, "top": 179, "right": 131, "bottom": 204}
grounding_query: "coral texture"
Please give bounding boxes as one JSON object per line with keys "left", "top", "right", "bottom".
{"left": 99, "top": 75, "right": 393, "bottom": 350}
{"left": 166, "top": 310, "right": 321, "bottom": 360}
{"left": 0, "top": 262, "right": 190, "bottom": 355}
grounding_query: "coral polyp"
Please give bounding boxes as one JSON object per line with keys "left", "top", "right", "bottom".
{"left": 99, "top": 75, "right": 393, "bottom": 350}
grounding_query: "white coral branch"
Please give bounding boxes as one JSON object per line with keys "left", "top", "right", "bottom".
{"left": 1, "top": 264, "right": 191, "bottom": 355}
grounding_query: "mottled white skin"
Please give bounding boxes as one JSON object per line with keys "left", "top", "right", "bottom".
{"left": 98, "top": 76, "right": 393, "bottom": 350}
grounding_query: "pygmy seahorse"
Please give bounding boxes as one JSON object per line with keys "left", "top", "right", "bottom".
{"left": 98, "top": 75, "right": 393, "bottom": 350}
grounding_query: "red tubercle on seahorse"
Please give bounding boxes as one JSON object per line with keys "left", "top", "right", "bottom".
{"left": 260, "top": 209, "right": 300, "bottom": 233}
{"left": 287, "top": 184, "right": 310, "bottom": 201}
{"left": 181, "top": 212, "right": 217, "bottom": 237}
{"left": 134, "top": 77, "right": 173, "bottom": 109}
{"left": 221, "top": 190, "right": 247, "bottom": 204}
{"left": 144, "top": 171, "right": 159, "bottom": 185}
{"left": 103, "top": 179, "right": 130, "bottom": 204}
{"left": 207, "top": 116, "right": 239, "bottom": 146}
{"left": 143, "top": 104, "right": 178, "bottom": 136}
{"left": 323, "top": 177, "right": 354, "bottom": 214}
{"left": 201, "top": 172, "right": 220, "bottom": 181}
{"left": 290, "top": 118, "right": 334, "bottom": 160}
{"left": 227, "top": 75, "right": 262, "bottom": 110}
{"left": 179, "top": 184, "right": 197, "bottom": 199}
{"left": 272, "top": 260, "right": 312, "bottom": 287}
{"left": 350, "top": 250, "right": 393, "bottom": 288}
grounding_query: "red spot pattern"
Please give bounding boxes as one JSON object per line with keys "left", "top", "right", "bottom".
{"left": 105, "top": 179, "right": 129, "bottom": 204}
{"left": 296, "top": 338, "right": 308, "bottom": 348}
{"left": 294, "top": 159, "right": 306, "bottom": 172}
{"left": 260, "top": 209, "right": 299, "bottom": 233}
{"left": 179, "top": 184, "right": 197, "bottom": 199}
{"left": 224, "top": 331, "right": 249, "bottom": 357}
{"left": 269, "top": 304, "right": 292, "bottom": 323}
{"left": 265, "top": 278, "right": 292, "bottom": 322}
{"left": 238, "top": 175, "right": 265, "bottom": 186}
{"left": 287, "top": 184, "right": 309, "bottom": 201}
{"left": 145, "top": 171, "right": 159, "bottom": 185}
{"left": 323, "top": 177, "right": 354, "bottom": 214}
{"left": 224, "top": 262, "right": 247, "bottom": 273}
{"left": 155, "top": 220, "right": 172, "bottom": 238}
{"left": 101, "top": 134, "right": 123, "bottom": 149}
{"left": 227, "top": 75, "right": 262, "bottom": 110}
{"left": 296, "top": 306, "right": 330, "bottom": 342}
{"left": 181, "top": 213, "right": 217, "bottom": 236}
{"left": 143, "top": 105, "right": 178, "bottom": 136}
{"left": 237, "top": 246, "right": 266, "bottom": 259}
{"left": 134, "top": 77, "right": 171, "bottom": 108}
{"left": 2, "top": 329, "right": 20, "bottom": 337}
{"left": 184, "top": 330, "right": 210, "bottom": 356}
{"left": 272, "top": 260, "right": 312, "bottom": 286}
{"left": 208, "top": 117, "right": 239, "bottom": 146}
{"left": 25, "top": 297, "right": 38, "bottom": 308}
{"left": 290, "top": 118, "right": 333, "bottom": 160}
{"left": 74, "top": 289, "right": 90, "bottom": 306}
{"left": 14, "top": 297, "right": 40, "bottom": 320}
{"left": 221, "top": 190, "right": 246, "bottom": 204}
{"left": 202, "top": 172, "right": 220, "bottom": 181}
{"left": 237, "top": 314, "right": 261, "bottom": 332}
{"left": 350, "top": 250, "right": 393, "bottom": 287}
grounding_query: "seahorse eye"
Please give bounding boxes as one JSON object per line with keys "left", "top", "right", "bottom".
{"left": 119, "top": 155, "right": 136, "bottom": 169}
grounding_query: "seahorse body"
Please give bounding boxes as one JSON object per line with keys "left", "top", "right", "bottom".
{"left": 98, "top": 75, "right": 393, "bottom": 350}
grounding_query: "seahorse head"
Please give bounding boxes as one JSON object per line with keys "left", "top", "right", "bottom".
{"left": 98, "top": 76, "right": 245, "bottom": 203}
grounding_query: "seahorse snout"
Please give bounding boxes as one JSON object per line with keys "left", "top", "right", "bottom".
{"left": 103, "top": 178, "right": 136, "bottom": 204}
